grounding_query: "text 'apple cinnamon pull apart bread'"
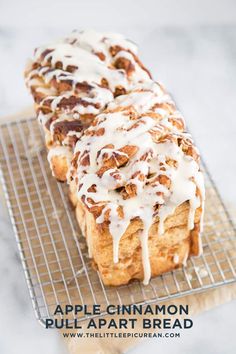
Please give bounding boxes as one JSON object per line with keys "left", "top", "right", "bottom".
{"left": 25, "top": 30, "right": 205, "bottom": 286}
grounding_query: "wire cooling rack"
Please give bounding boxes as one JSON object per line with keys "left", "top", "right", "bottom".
{"left": 0, "top": 117, "right": 236, "bottom": 325}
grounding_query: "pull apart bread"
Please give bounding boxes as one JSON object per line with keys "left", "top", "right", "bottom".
{"left": 25, "top": 30, "right": 151, "bottom": 181}
{"left": 25, "top": 30, "right": 205, "bottom": 286}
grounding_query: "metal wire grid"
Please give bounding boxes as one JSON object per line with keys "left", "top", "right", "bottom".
{"left": 0, "top": 117, "right": 236, "bottom": 325}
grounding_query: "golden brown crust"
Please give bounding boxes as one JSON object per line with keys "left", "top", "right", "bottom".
{"left": 68, "top": 180, "right": 79, "bottom": 207}
{"left": 74, "top": 198, "right": 202, "bottom": 286}
{"left": 49, "top": 155, "right": 70, "bottom": 182}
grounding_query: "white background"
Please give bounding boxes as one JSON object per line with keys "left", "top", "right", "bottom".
{"left": 0, "top": 0, "right": 236, "bottom": 353}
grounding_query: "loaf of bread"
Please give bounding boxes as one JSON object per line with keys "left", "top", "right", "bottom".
{"left": 25, "top": 30, "right": 151, "bottom": 181}
{"left": 25, "top": 30, "right": 205, "bottom": 286}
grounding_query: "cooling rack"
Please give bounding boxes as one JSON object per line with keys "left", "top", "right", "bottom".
{"left": 0, "top": 117, "right": 236, "bottom": 325}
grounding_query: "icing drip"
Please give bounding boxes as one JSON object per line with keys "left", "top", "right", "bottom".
{"left": 155, "top": 142, "right": 201, "bottom": 235}
{"left": 140, "top": 216, "right": 153, "bottom": 285}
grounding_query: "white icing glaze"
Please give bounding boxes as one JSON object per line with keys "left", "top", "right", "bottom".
{"left": 182, "top": 252, "right": 189, "bottom": 267}
{"left": 65, "top": 29, "right": 138, "bottom": 63}
{"left": 26, "top": 29, "right": 150, "bottom": 107}
{"left": 26, "top": 30, "right": 151, "bottom": 165}
{"left": 37, "top": 43, "right": 129, "bottom": 91}
{"left": 140, "top": 216, "right": 153, "bottom": 285}
{"left": 108, "top": 81, "right": 168, "bottom": 111}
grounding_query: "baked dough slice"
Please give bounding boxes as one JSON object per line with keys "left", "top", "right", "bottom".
{"left": 25, "top": 30, "right": 151, "bottom": 181}
{"left": 69, "top": 81, "right": 205, "bottom": 286}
